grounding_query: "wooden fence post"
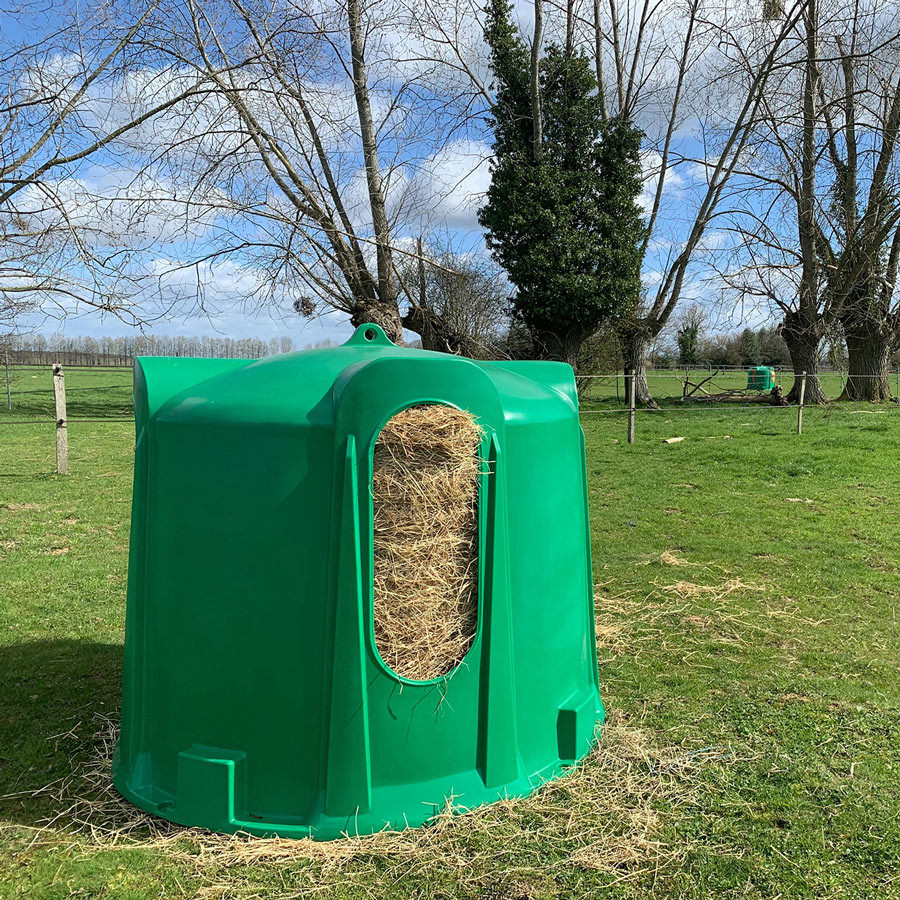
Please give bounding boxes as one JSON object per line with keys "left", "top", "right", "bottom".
{"left": 53, "top": 364, "right": 68, "bottom": 475}
{"left": 627, "top": 371, "right": 636, "bottom": 444}
{"left": 4, "top": 350, "right": 10, "bottom": 411}
{"left": 797, "top": 372, "right": 807, "bottom": 435}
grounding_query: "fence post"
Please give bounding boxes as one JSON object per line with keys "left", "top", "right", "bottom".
{"left": 627, "top": 370, "right": 636, "bottom": 444}
{"left": 797, "top": 371, "right": 807, "bottom": 435}
{"left": 4, "top": 350, "right": 10, "bottom": 411}
{"left": 53, "top": 364, "right": 68, "bottom": 475}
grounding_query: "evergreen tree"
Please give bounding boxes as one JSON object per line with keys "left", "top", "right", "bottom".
{"left": 479, "top": 0, "right": 645, "bottom": 366}
{"left": 739, "top": 328, "right": 763, "bottom": 366}
{"left": 677, "top": 321, "right": 700, "bottom": 366}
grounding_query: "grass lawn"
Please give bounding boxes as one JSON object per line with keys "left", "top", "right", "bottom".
{"left": 2, "top": 389, "right": 900, "bottom": 898}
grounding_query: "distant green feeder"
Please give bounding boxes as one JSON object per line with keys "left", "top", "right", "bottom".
{"left": 746, "top": 366, "right": 775, "bottom": 392}
{"left": 113, "top": 323, "right": 603, "bottom": 840}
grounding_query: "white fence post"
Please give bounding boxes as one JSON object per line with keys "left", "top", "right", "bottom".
{"left": 797, "top": 372, "right": 807, "bottom": 435}
{"left": 627, "top": 371, "right": 636, "bottom": 444}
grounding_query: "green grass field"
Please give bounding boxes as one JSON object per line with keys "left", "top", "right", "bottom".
{"left": 2, "top": 382, "right": 900, "bottom": 898}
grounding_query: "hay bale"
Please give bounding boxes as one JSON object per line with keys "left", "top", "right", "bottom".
{"left": 372, "top": 404, "right": 482, "bottom": 681}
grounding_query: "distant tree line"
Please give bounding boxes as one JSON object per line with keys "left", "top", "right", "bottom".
{"left": 564, "top": 323, "right": 865, "bottom": 373}
{"left": 664, "top": 326, "right": 792, "bottom": 369}
{"left": 567, "top": 324, "right": 790, "bottom": 373}
{"left": 8, "top": 321, "right": 895, "bottom": 375}
{"left": 656, "top": 325, "right": 900, "bottom": 371}
{"left": 5, "top": 334, "right": 296, "bottom": 367}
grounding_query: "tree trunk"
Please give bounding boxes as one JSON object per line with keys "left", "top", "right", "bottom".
{"left": 620, "top": 328, "right": 659, "bottom": 409}
{"left": 351, "top": 300, "right": 404, "bottom": 344}
{"left": 780, "top": 316, "right": 827, "bottom": 404}
{"left": 402, "top": 306, "right": 471, "bottom": 355}
{"left": 839, "top": 327, "right": 894, "bottom": 401}
{"left": 538, "top": 331, "right": 583, "bottom": 370}
{"left": 530, "top": 0, "right": 543, "bottom": 160}
{"left": 347, "top": 0, "right": 400, "bottom": 326}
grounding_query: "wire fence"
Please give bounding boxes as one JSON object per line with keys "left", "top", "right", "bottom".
{"left": 2, "top": 363, "right": 899, "bottom": 472}
{"left": 574, "top": 367, "right": 900, "bottom": 406}
{"left": 1, "top": 363, "right": 134, "bottom": 424}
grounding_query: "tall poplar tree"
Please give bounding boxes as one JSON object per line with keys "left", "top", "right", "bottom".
{"left": 479, "top": 0, "right": 645, "bottom": 366}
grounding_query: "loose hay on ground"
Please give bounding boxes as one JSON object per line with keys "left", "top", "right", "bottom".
{"left": 659, "top": 550, "right": 691, "bottom": 566}
{"left": 372, "top": 404, "right": 482, "bottom": 681}
{"left": 662, "top": 578, "right": 765, "bottom": 601}
{"left": 0, "top": 703, "right": 706, "bottom": 899}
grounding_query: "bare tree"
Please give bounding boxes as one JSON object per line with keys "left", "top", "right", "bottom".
{"left": 714, "top": 0, "right": 830, "bottom": 403}
{"left": 0, "top": 0, "right": 211, "bottom": 332}
{"left": 828, "top": 26, "right": 900, "bottom": 400}
{"left": 588, "top": 0, "right": 809, "bottom": 406}
{"left": 128, "top": 0, "right": 497, "bottom": 343}
{"left": 720, "top": 0, "right": 900, "bottom": 402}
{"left": 396, "top": 235, "right": 508, "bottom": 356}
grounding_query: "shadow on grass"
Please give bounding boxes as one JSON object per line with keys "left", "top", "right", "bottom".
{"left": 0, "top": 395, "right": 132, "bottom": 419}
{"left": 0, "top": 639, "right": 121, "bottom": 827}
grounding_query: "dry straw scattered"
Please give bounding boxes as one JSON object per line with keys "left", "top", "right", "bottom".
{"left": 663, "top": 578, "right": 762, "bottom": 600}
{"left": 659, "top": 550, "right": 691, "bottom": 567}
{"left": 4, "top": 708, "right": 700, "bottom": 897}
{"left": 372, "top": 404, "right": 482, "bottom": 681}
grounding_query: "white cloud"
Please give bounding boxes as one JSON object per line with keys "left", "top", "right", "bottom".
{"left": 639, "top": 149, "right": 689, "bottom": 213}
{"left": 11, "top": 167, "right": 227, "bottom": 251}
{"left": 146, "top": 256, "right": 265, "bottom": 302}
{"left": 402, "top": 139, "right": 492, "bottom": 232}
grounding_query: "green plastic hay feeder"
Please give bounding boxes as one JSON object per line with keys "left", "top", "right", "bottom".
{"left": 113, "top": 324, "right": 603, "bottom": 839}
{"left": 746, "top": 366, "right": 775, "bottom": 391}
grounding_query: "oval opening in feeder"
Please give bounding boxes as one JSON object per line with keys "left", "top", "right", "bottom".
{"left": 372, "top": 404, "right": 482, "bottom": 681}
